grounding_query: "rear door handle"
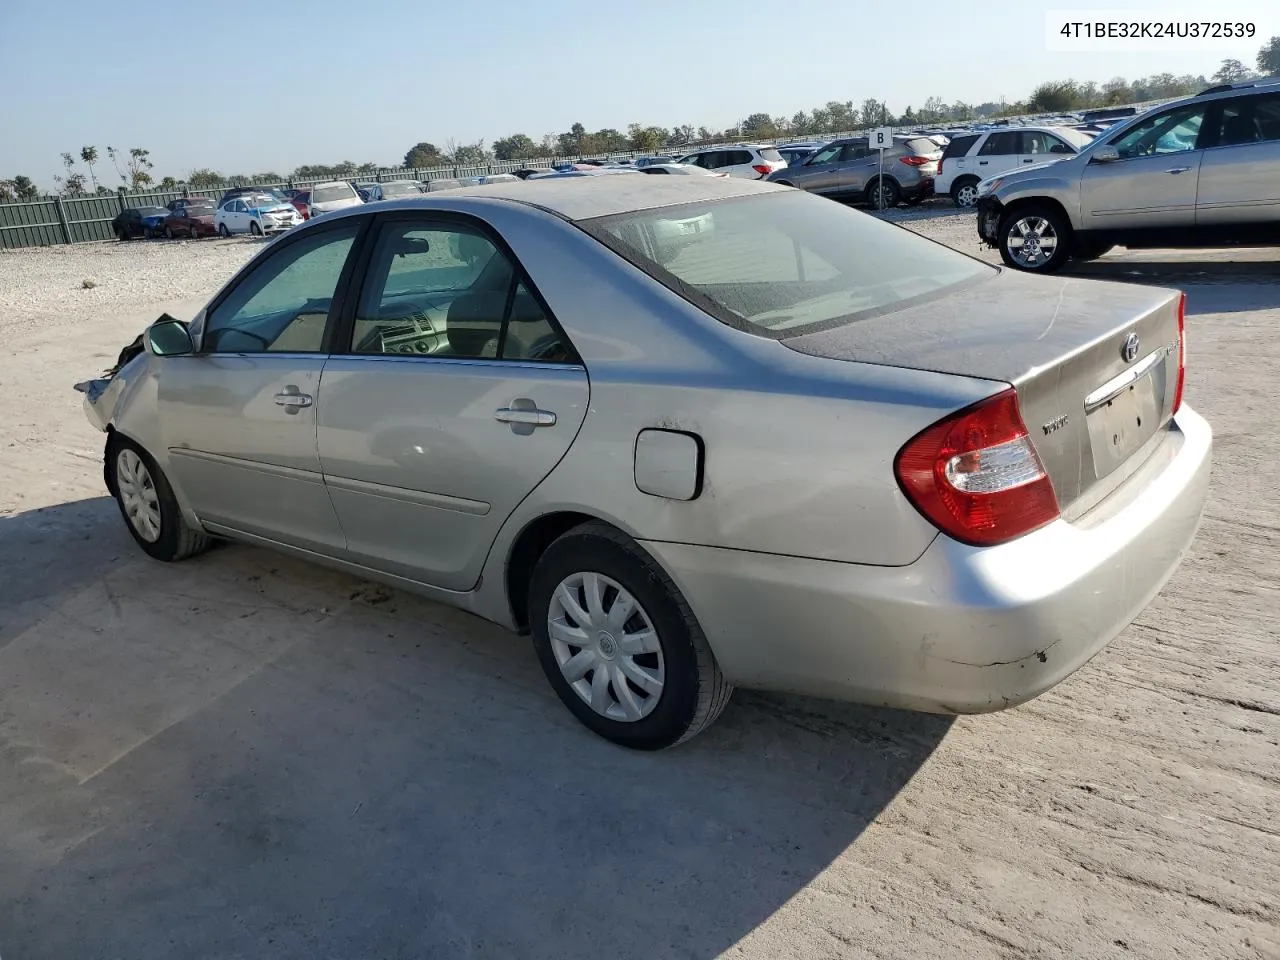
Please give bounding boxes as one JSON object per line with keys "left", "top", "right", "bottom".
{"left": 1166, "top": 166, "right": 1191, "bottom": 174}
{"left": 495, "top": 407, "right": 556, "bottom": 426}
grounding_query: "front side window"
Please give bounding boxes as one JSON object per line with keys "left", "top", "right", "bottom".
{"left": 586, "top": 190, "right": 992, "bottom": 338}
{"left": 1107, "top": 106, "right": 1206, "bottom": 158}
{"left": 202, "top": 224, "right": 359, "bottom": 354}
{"left": 809, "top": 144, "right": 842, "bottom": 165}
{"left": 349, "top": 221, "right": 576, "bottom": 363}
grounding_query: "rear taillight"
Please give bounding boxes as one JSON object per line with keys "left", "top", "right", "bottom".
{"left": 1173, "top": 291, "right": 1186, "bottom": 414}
{"left": 752, "top": 164, "right": 772, "bottom": 175}
{"left": 937, "top": 158, "right": 944, "bottom": 176}
{"left": 895, "top": 388, "right": 1060, "bottom": 547}
{"left": 899, "top": 155, "right": 930, "bottom": 166}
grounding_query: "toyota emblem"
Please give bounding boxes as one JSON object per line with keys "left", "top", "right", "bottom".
{"left": 1121, "top": 332, "right": 1140, "bottom": 363}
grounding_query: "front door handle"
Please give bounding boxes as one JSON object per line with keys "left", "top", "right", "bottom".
{"left": 1166, "top": 166, "right": 1191, "bottom": 174}
{"left": 495, "top": 406, "right": 556, "bottom": 427}
{"left": 274, "top": 386, "right": 313, "bottom": 414}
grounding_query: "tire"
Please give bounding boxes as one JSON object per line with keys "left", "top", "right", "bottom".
{"left": 164, "top": 225, "right": 175, "bottom": 240}
{"left": 116, "top": 227, "right": 128, "bottom": 241}
{"left": 190, "top": 225, "right": 200, "bottom": 240}
{"left": 218, "top": 223, "right": 230, "bottom": 238}
{"left": 997, "top": 203, "right": 1072, "bottom": 273}
{"left": 108, "top": 436, "right": 210, "bottom": 563}
{"left": 528, "top": 521, "right": 733, "bottom": 750}
{"left": 866, "top": 177, "right": 900, "bottom": 210}
{"left": 249, "top": 221, "right": 262, "bottom": 236}
{"left": 950, "top": 177, "right": 981, "bottom": 208}
{"left": 1072, "top": 241, "right": 1115, "bottom": 262}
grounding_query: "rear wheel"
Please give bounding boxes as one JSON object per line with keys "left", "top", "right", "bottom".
{"left": 998, "top": 204, "right": 1072, "bottom": 273}
{"left": 109, "top": 436, "right": 210, "bottom": 563}
{"left": 116, "top": 227, "right": 128, "bottom": 241}
{"left": 951, "top": 177, "right": 981, "bottom": 208}
{"left": 866, "top": 177, "right": 900, "bottom": 210}
{"left": 528, "top": 522, "right": 732, "bottom": 750}
{"left": 218, "top": 222, "right": 230, "bottom": 238}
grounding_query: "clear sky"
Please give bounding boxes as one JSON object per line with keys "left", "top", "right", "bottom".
{"left": 1, "top": 0, "right": 1273, "bottom": 187}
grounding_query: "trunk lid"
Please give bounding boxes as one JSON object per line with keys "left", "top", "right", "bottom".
{"left": 783, "top": 269, "right": 1183, "bottom": 514}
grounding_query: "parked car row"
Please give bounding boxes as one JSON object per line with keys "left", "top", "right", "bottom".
{"left": 971, "top": 76, "right": 1280, "bottom": 271}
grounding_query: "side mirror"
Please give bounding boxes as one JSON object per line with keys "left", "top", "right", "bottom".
{"left": 145, "top": 316, "right": 194, "bottom": 357}
{"left": 1090, "top": 145, "right": 1120, "bottom": 163}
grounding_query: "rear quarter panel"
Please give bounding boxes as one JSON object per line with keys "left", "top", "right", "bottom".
{"left": 448, "top": 199, "right": 1003, "bottom": 619}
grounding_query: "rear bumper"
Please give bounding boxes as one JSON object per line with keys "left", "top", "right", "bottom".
{"left": 644, "top": 406, "right": 1212, "bottom": 713}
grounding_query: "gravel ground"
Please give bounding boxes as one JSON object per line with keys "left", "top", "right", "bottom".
{"left": 0, "top": 209, "right": 1278, "bottom": 960}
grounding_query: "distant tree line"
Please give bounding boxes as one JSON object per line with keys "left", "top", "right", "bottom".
{"left": 5, "top": 45, "right": 1279, "bottom": 203}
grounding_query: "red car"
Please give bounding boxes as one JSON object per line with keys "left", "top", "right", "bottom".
{"left": 161, "top": 198, "right": 218, "bottom": 239}
{"left": 282, "top": 189, "right": 312, "bottom": 220}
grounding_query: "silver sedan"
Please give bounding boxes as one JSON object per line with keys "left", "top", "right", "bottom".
{"left": 75, "top": 177, "right": 1212, "bottom": 749}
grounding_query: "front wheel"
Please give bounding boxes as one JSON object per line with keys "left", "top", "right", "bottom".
{"left": 528, "top": 522, "right": 733, "bottom": 750}
{"left": 998, "top": 204, "right": 1072, "bottom": 273}
{"left": 164, "top": 225, "right": 175, "bottom": 240}
{"left": 109, "top": 437, "right": 210, "bottom": 562}
{"left": 249, "top": 221, "right": 262, "bottom": 236}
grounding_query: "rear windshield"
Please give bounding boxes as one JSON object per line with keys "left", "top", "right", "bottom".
{"left": 942, "top": 134, "right": 980, "bottom": 158}
{"left": 905, "top": 137, "right": 941, "bottom": 155}
{"left": 313, "top": 183, "right": 355, "bottom": 202}
{"left": 758, "top": 147, "right": 784, "bottom": 162}
{"left": 584, "top": 191, "right": 992, "bottom": 338}
{"left": 378, "top": 181, "right": 421, "bottom": 196}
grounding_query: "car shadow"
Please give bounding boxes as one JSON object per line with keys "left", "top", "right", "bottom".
{"left": 1061, "top": 255, "right": 1280, "bottom": 314}
{"left": 0, "top": 498, "right": 953, "bottom": 960}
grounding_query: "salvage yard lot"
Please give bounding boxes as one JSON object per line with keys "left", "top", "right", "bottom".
{"left": 1, "top": 207, "right": 1277, "bottom": 959}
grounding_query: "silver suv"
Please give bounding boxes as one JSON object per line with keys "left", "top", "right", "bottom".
{"left": 976, "top": 78, "right": 1280, "bottom": 272}
{"left": 766, "top": 134, "right": 941, "bottom": 208}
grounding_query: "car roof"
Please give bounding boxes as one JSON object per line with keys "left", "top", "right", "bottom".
{"left": 336, "top": 175, "right": 781, "bottom": 222}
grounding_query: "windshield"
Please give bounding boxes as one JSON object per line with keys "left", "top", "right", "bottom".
{"left": 379, "top": 181, "right": 422, "bottom": 197}
{"left": 584, "top": 191, "right": 992, "bottom": 338}
{"left": 244, "top": 195, "right": 279, "bottom": 209}
{"left": 313, "top": 184, "right": 355, "bottom": 203}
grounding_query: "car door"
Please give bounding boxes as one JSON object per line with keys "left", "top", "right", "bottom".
{"left": 232, "top": 199, "right": 251, "bottom": 231}
{"left": 791, "top": 141, "right": 846, "bottom": 193}
{"left": 973, "top": 131, "right": 1022, "bottom": 179}
{"left": 840, "top": 142, "right": 878, "bottom": 195}
{"left": 723, "top": 149, "right": 755, "bottom": 178}
{"left": 316, "top": 213, "right": 589, "bottom": 591}
{"left": 1195, "top": 92, "right": 1280, "bottom": 226}
{"left": 157, "top": 218, "right": 365, "bottom": 552}
{"left": 1080, "top": 103, "right": 1207, "bottom": 229}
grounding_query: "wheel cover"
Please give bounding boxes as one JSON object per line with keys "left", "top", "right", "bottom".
{"left": 547, "top": 571, "right": 665, "bottom": 722}
{"left": 116, "top": 449, "right": 161, "bottom": 542}
{"left": 955, "top": 184, "right": 978, "bottom": 207}
{"left": 1006, "top": 215, "right": 1058, "bottom": 267}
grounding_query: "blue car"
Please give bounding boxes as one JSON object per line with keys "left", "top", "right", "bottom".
{"left": 111, "top": 206, "right": 170, "bottom": 241}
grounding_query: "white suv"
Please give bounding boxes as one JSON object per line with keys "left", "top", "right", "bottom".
{"left": 936, "top": 126, "right": 1094, "bottom": 207}
{"left": 675, "top": 143, "right": 787, "bottom": 179}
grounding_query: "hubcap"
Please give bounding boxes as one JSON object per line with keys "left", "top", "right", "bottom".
{"left": 116, "top": 449, "right": 161, "bottom": 542}
{"left": 1006, "top": 216, "right": 1058, "bottom": 267}
{"left": 956, "top": 185, "right": 978, "bottom": 207}
{"left": 547, "top": 572, "right": 665, "bottom": 722}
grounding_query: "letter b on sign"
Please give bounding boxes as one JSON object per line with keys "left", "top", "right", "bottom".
{"left": 870, "top": 127, "right": 893, "bottom": 150}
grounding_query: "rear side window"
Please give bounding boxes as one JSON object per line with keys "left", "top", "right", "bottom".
{"left": 585, "top": 191, "right": 992, "bottom": 339}
{"left": 758, "top": 147, "right": 783, "bottom": 162}
{"left": 977, "top": 132, "right": 1021, "bottom": 156}
{"left": 1208, "top": 92, "right": 1280, "bottom": 147}
{"left": 942, "top": 134, "right": 980, "bottom": 158}
{"left": 904, "top": 137, "right": 939, "bottom": 155}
